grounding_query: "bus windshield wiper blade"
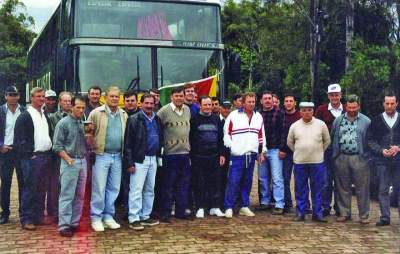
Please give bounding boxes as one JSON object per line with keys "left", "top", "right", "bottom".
{"left": 127, "top": 56, "right": 140, "bottom": 91}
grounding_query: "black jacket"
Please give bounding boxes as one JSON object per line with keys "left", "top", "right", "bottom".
{"left": 123, "top": 111, "right": 163, "bottom": 167}
{"left": 0, "top": 104, "right": 26, "bottom": 147}
{"left": 13, "top": 110, "right": 51, "bottom": 159}
{"left": 368, "top": 113, "right": 400, "bottom": 160}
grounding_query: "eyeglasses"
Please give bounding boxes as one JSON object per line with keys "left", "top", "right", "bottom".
{"left": 125, "top": 100, "right": 136, "bottom": 103}
{"left": 6, "top": 93, "right": 19, "bottom": 97}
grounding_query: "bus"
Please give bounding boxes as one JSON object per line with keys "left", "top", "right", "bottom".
{"left": 27, "top": 0, "right": 225, "bottom": 100}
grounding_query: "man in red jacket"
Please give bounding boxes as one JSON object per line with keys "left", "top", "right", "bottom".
{"left": 315, "top": 84, "right": 344, "bottom": 217}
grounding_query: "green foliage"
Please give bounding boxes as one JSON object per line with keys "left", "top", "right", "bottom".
{"left": 0, "top": 0, "right": 35, "bottom": 93}
{"left": 222, "top": 0, "right": 400, "bottom": 116}
{"left": 340, "top": 38, "right": 393, "bottom": 116}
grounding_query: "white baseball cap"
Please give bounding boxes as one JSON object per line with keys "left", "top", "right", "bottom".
{"left": 45, "top": 89, "right": 57, "bottom": 98}
{"left": 299, "top": 102, "right": 315, "bottom": 108}
{"left": 327, "top": 84, "right": 341, "bottom": 94}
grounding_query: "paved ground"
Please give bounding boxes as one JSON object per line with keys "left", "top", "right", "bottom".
{"left": 0, "top": 173, "right": 399, "bottom": 254}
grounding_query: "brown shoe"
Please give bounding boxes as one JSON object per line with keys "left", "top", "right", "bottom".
{"left": 360, "top": 218, "right": 370, "bottom": 224}
{"left": 336, "top": 216, "right": 351, "bottom": 222}
{"left": 22, "top": 223, "right": 36, "bottom": 231}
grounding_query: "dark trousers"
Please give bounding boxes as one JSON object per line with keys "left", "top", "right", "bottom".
{"left": 224, "top": 153, "right": 257, "bottom": 209}
{"left": 282, "top": 152, "right": 294, "bottom": 209}
{"left": 45, "top": 157, "right": 60, "bottom": 217}
{"left": 334, "top": 154, "right": 370, "bottom": 219}
{"left": 192, "top": 155, "right": 220, "bottom": 210}
{"left": 20, "top": 153, "right": 51, "bottom": 225}
{"left": 294, "top": 163, "right": 326, "bottom": 218}
{"left": 376, "top": 159, "right": 400, "bottom": 223}
{"left": 219, "top": 154, "right": 230, "bottom": 209}
{"left": 160, "top": 154, "right": 191, "bottom": 218}
{"left": 321, "top": 148, "right": 339, "bottom": 214}
{"left": 0, "top": 150, "right": 23, "bottom": 217}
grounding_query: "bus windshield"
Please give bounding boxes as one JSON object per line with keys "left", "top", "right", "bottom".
{"left": 75, "top": 0, "right": 220, "bottom": 43}
{"left": 77, "top": 45, "right": 220, "bottom": 92}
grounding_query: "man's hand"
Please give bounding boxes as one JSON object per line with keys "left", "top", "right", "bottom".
{"left": 259, "top": 153, "right": 266, "bottom": 163}
{"left": 0, "top": 145, "right": 11, "bottom": 154}
{"left": 278, "top": 151, "right": 286, "bottom": 160}
{"left": 219, "top": 156, "right": 226, "bottom": 166}
{"left": 127, "top": 166, "right": 136, "bottom": 174}
{"left": 67, "top": 159, "right": 75, "bottom": 166}
{"left": 383, "top": 149, "right": 394, "bottom": 158}
{"left": 390, "top": 145, "right": 400, "bottom": 157}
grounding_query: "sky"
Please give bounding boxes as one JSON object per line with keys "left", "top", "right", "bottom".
{"left": 21, "top": 0, "right": 60, "bottom": 33}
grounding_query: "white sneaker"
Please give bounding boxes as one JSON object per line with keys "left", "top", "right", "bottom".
{"left": 239, "top": 207, "right": 255, "bottom": 217}
{"left": 196, "top": 209, "right": 204, "bottom": 218}
{"left": 209, "top": 208, "right": 225, "bottom": 217}
{"left": 103, "top": 219, "right": 121, "bottom": 229}
{"left": 185, "top": 209, "right": 191, "bottom": 215}
{"left": 91, "top": 221, "right": 105, "bottom": 232}
{"left": 225, "top": 209, "right": 233, "bottom": 218}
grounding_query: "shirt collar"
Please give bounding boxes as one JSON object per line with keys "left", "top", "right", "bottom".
{"left": 328, "top": 103, "right": 343, "bottom": 111}
{"left": 383, "top": 111, "right": 398, "bottom": 119}
{"left": 5, "top": 104, "right": 20, "bottom": 113}
{"left": 170, "top": 102, "right": 183, "bottom": 112}
{"left": 141, "top": 109, "right": 155, "bottom": 121}
{"left": 344, "top": 112, "right": 359, "bottom": 120}
{"left": 29, "top": 105, "right": 44, "bottom": 114}
{"left": 105, "top": 105, "right": 119, "bottom": 116}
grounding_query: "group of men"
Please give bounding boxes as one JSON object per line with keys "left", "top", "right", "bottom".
{"left": 0, "top": 82, "right": 399, "bottom": 238}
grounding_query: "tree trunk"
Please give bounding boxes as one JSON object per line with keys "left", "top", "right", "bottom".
{"left": 310, "top": 0, "right": 320, "bottom": 103}
{"left": 345, "top": 0, "right": 354, "bottom": 72}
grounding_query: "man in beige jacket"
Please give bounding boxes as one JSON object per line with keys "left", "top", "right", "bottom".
{"left": 287, "top": 102, "right": 331, "bottom": 223}
{"left": 88, "top": 86, "right": 128, "bottom": 232}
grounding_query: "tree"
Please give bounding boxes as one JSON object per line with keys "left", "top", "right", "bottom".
{"left": 0, "top": 0, "right": 35, "bottom": 98}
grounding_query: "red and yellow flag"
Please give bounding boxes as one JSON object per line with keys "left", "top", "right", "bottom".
{"left": 159, "top": 75, "right": 218, "bottom": 106}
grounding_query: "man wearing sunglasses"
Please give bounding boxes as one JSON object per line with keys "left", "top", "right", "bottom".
{"left": 0, "top": 86, "right": 25, "bottom": 224}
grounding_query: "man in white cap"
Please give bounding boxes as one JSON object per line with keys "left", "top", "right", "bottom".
{"left": 315, "top": 84, "right": 344, "bottom": 217}
{"left": 44, "top": 90, "right": 58, "bottom": 114}
{"left": 287, "top": 102, "right": 330, "bottom": 222}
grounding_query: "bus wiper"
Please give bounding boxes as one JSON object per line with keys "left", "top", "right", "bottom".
{"left": 127, "top": 56, "right": 140, "bottom": 91}
{"left": 160, "top": 65, "right": 164, "bottom": 86}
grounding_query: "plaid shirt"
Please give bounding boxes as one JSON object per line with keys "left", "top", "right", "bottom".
{"left": 259, "top": 108, "right": 286, "bottom": 151}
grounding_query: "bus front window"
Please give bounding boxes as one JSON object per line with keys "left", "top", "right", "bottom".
{"left": 158, "top": 48, "right": 220, "bottom": 86}
{"left": 77, "top": 45, "right": 152, "bottom": 92}
{"left": 75, "top": 1, "right": 220, "bottom": 43}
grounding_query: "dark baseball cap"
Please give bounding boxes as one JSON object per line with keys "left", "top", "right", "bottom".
{"left": 5, "top": 86, "right": 19, "bottom": 95}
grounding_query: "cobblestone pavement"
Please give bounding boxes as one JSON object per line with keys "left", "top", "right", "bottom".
{"left": 0, "top": 173, "right": 399, "bottom": 254}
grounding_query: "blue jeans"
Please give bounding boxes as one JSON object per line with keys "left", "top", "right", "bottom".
{"left": 90, "top": 153, "right": 122, "bottom": 222}
{"left": 282, "top": 152, "right": 294, "bottom": 209}
{"left": 160, "top": 154, "right": 191, "bottom": 218}
{"left": 294, "top": 163, "right": 326, "bottom": 218}
{"left": 128, "top": 156, "right": 157, "bottom": 223}
{"left": 224, "top": 153, "right": 257, "bottom": 209}
{"left": 20, "top": 153, "right": 51, "bottom": 225}
{"left": 258, "top": 149, "right": 285, "bottom": 208}
{"left": 0, "top": 150, "right": 23, "bottom": 217}
{"left": 58, "top": 158, "right": 87, "bottom": 231}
